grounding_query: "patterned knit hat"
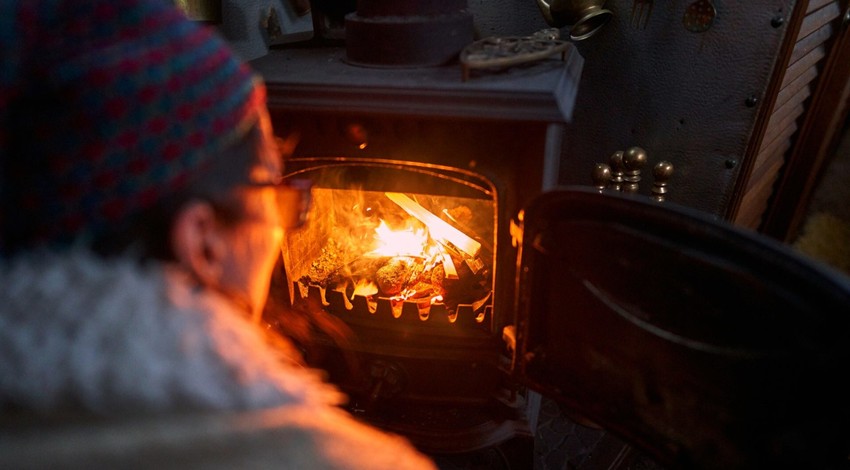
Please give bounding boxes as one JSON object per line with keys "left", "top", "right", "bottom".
{"left": 0, "top": 0, "right": 266, "bottom": 254}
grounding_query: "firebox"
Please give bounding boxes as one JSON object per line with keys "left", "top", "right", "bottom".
{"left": 250, "top": 44, "right": 582, "bottom": 455}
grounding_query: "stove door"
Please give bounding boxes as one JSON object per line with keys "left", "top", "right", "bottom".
{"left": 509, "top": 187, "right": 850, "bottom": 469}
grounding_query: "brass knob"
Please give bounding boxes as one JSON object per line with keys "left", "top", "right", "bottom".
{"left": 591, "top": 163, "right": 612, "bottom": 191}
{"left": 608, "top": 150, "right": 625, "bottom": 191}
{"left": 652, "top": 161, "right": 674, "bottom": 201}
{"left": 622, "top": 146, "right": 647, "bottom": 192}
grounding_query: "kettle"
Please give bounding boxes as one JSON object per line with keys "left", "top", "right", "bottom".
{"left": 535, "top": 0, "right": 612, "bottom": 40}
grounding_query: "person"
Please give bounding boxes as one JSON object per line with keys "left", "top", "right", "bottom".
{"left": 0, "top": 1, "right": 436, "bottom": 468}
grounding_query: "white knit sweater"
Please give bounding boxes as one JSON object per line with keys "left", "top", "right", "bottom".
{"left": 0, "top": 249, "right": 342, "bottom": 412}
{"left": 0, "top": 250, "right": 436, "bottom": 469}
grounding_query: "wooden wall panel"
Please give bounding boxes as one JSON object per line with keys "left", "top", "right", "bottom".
{"left": 762, "top": 0, "right": 850, "bottom": 240}
{"left": 733, "top": 0, "right": 845, "bottom": 230}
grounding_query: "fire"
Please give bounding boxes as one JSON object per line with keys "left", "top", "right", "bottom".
{"left": 282, "top": 187, "right": 494, "bottom": 318}
{"left": 352, "top": 278, "right": 378, "bottom": 297}
{"left": 369, "top": 220, "right": 432, "bottom": 258}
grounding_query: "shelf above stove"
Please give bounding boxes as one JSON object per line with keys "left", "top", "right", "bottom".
{"left": 250, "top": 46, "right": 583, "bottom": 123}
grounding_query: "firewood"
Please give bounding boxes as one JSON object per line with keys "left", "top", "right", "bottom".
{"left": 375, "top": 256, "right": 422, "bottom": 296}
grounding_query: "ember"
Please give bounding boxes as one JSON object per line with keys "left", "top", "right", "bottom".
{"left": 282, "top": 186, "right": 494, "bottom": 318}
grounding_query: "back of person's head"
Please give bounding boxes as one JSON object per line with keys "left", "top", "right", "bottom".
{"left": 0, "top": 0, "right": 268, "bottom": 257}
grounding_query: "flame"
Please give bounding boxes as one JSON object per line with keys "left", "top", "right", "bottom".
{"left": 283, "top": 186, "right": 495, "bottom": 318}
{"left": 369, "top": 220, "right": 432, "bottom": 258}
{"left": 352, "top": 278, "right": 378, "bottom": 298}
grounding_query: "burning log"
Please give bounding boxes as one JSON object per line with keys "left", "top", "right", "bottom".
{"left": 435, "top": 243, "right": 459, "bottom": 280}
{"left": 298, "top": 242, "right": 488, "bottom": 310}
{"left": 375, "top": 256, "right": 423, "bottom": 296}
{"left": 292, "top": 190, "right": 492, "bottom": 315}
{"left": 302, "top": 239, "right": 347, "bottom": 287}
{"left": 385, "top": 192, "right": 481, "bottom": 258}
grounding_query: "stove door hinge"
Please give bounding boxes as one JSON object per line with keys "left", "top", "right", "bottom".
{"left": 510, "top": 211, "right": 525, "bottom": 248}
{"left": 502, "top": 325, "right": 517, "bottom": 356}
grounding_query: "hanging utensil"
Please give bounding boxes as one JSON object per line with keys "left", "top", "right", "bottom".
{"left": 630, "top": 0, "right": 653, "bottom": 29}
{"left": 683, "top": 0, "right": 716, "bottom": 32}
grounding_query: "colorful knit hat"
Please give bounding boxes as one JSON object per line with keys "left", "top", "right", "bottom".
{"left": 0, "top": 0, "right": 266, "bottom": 254}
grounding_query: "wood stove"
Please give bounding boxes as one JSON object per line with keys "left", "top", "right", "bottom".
{"left": 249, "top": 34, "right": 850, "bottom": 470}
{"left": 250, "top": 40, "right": 582, "bottom": 456}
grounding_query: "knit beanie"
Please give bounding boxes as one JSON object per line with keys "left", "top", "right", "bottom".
{"left": 0, "top": 0, "right": 266, "bottom": 254}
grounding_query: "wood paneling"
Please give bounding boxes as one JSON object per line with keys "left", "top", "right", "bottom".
{"left": 732, "top": 0, "right": 847, "bottom": 231}
{"left": 789, "top": 21, "right": 834, "bottom": 63}
{"left": 752, "top": 133, "right": 795, "bottom": 187}
{"left": 762, "top": 0, "right": 850, "bottom": 240}
{"left": 781, "top": 46, "right": 825, "bottom": 88}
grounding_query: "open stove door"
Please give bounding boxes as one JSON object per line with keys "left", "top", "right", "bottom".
{"left": 508, "top": 187, "right": 850, "bottom": 470}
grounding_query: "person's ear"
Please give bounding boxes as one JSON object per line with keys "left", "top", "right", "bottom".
{"left": 170, "top": 200, "right": 228, "bottom": 286}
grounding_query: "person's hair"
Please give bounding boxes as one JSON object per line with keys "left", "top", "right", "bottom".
{"left": 91, "top": 123, "right": 267, "bottom": 261}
